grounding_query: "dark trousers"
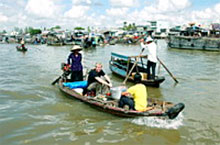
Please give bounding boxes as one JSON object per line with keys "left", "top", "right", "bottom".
{"left": 71, "top": 70, "right": 83, "bottom": 82}
{"left": 146, "top": 60, "right": 156, "bottom": 79}
{"left": 119, "top": 96, "right": 135, "bottom": 110}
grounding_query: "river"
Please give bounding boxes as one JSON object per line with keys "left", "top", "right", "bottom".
{"left": 0, "top": 40, "right": 220, "bottom": 145}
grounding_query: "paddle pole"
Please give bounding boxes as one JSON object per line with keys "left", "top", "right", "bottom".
{"left": 51, "top": 76, "right": 62, "bottom": 85}
{"left": 123, "top": 48, "right": 145, "bottom": 84}
{"left": 51, "top": 65, "right": 71, "bottom": 85}
{"left": 157, "top": 57, "right": 179, "bottom": 83}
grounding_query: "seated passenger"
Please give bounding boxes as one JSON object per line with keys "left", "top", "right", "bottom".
{"left": 119, "top": 73, "right": 148, "bottom": 111}
{"left": 20, "top": 40, "right": 26, "bottom": 50}
{"left": 86, "top": 63, "right": 112, "bottom": 96}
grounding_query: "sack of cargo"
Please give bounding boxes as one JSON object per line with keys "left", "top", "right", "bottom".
{"left": 63, "top": 81, "right": 88, "bottom": 89}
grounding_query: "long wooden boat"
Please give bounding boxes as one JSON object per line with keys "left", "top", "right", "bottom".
{"left": 16, "top": 46, "right": 27, "bottom": 52}
{"left": 167, "top": 35, "right": 220, "bottom": 51}
{"left": 109, "top": 52, "right": 165, "bottom": 87}
{"left": 58, "top": 80, "right": 184, "bottom": 119}
{"left": 47, "top": 41, "right": 64, "bottom": 46}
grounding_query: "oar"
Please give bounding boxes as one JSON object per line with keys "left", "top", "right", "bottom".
{"left": 123, "top": 48, "right": 145, "bottom": 84}
{"left": 51, "top": 76, "right": 62, "bottom": 85}
{"left": 52, "top": 64, "right": 88, "bottom": 85}
{"left": 51, "top": 64, "right": 71, "bottom": 85}
{"left": 51, "top": 70, "right": 71, "bottom": 85}
{"left": 157, "top": 57, "right": 179, "bottom": 83}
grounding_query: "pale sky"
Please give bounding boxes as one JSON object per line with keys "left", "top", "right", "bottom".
{"left": 0, "top": 0, "right": 220, "bottom": 31}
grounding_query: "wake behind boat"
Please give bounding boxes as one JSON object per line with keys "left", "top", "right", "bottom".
{"left": 57, "top": 79, "right": 184, "bottom": 119}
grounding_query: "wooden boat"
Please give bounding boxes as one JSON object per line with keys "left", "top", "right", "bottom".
{"left": 16, "top": 46, "right": 27, "bottom": 52}
{"left": 58, "top": 80, "right": 184, "bottom": 119}
{"left": 47, "top": 41, "right": 63, "bottom": 46}
{"left": 167, "top": 35, "right": 220, "bottom": 51}
{"left": 109, "top": 52, "right": 165, "bottom": 87}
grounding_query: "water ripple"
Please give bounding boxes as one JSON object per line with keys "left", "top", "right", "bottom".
{"left": 0, "top": 42, "right": 220, "bottom": 145}
{"left": 131, "top": 113, "right": 184, "bottom": 129}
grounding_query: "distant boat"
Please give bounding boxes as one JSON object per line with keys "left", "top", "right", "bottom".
{"left": 16, "top": 46, "right": 27, "bottom": 52}
{"left": 47, "top": 41, "right": 63, "bottom": 46}
{"left": 109, "top": 52, "right": 165, "bottom": 87}
{"left": 46, "top": 33, "right": 64, "bottom": 46}
{"left": 167, "top": 35, "right": 220, "bottom": 51}
{"left": 82, "top": 38, "right": 96, "bottom": 48}
{"left": 73, "top": 38, "right": 83, "bottom": 46}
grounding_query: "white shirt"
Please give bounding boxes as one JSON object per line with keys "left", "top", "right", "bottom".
{"left": 141, "top": 41, "right": 157, "bottom": 63}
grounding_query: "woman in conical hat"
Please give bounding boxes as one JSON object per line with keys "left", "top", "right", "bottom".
{"left": 70, "top": 45, "right": 82, "bottom": 52}
{"left": 67, "top": 45, "right": 83, "bottom": 82}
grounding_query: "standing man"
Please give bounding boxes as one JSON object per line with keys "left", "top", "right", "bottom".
{"left": 141, "top": 36, "right": 157, "bottom": 80}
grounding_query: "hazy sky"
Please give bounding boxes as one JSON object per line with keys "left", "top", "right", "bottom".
{"left": 0, "top": 0, "right": 220, "bottom": 31}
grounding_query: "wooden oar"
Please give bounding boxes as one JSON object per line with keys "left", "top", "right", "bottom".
{"left": 157, "top": 57, "right": 179, "bottom": 83}
{"left": 52, "top": 64, "right": 89, "bottom": 85}
{"left": 51, "top": 75, "right": 62, "bottom": 85}
{"left": 123, "top": 48, "right": 145, "bottom": 84}
{"left": 51, "top": 64, "right": 71, "bottom": 85}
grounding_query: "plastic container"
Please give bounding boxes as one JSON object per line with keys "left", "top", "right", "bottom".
{"left": 110, "top": 86, "right": 127, "bottom": 100}
{"left": 74, "top": 88, "right": 83, "bottom": 95}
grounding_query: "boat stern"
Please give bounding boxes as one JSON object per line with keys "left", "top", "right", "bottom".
{"left": 166, "top": 103, "right": 185, "bottom": 119}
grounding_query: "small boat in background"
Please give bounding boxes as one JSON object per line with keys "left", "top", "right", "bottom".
{"left": 16, "top": 46, "right": 27, "bottom": 52}
{"left": 109, "top": 52, "right": 165, "bottom": 87}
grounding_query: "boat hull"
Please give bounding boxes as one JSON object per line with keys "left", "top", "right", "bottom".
{"left": 109, "top": 61, "right": 165, "bottom": 87}
{"left": 167, "top": 36, "right": 220, "bottom": 51}
{"left": 58, "top": 80, "right": 184, "bottom": 119}
{"left": 16, "top": 46, "right": 27, "bottom": 52}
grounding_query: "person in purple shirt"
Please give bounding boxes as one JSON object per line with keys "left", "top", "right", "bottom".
{"left": 67, "top": 45, "right": 83, "bottom": 82}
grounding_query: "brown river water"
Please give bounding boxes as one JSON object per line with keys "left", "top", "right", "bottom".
{"left": 0, "top": 40, "right": 220, "bottom": 145}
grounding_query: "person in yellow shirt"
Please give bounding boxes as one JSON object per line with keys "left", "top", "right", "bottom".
{"left": 119, "top": 73, "right": 147, "bottom": 111}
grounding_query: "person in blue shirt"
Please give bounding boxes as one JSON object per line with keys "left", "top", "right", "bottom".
{"left": 67, "top": 45, "right": 83, "bottom": 82}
